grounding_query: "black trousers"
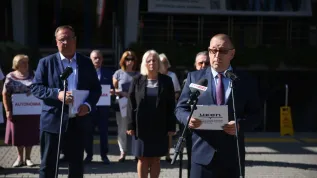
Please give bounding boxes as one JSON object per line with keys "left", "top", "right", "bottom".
{"left": 39, "top": 119, "right": 85, "bottom": 178}
{"left": 84, "top": 107, "right": 109, "bottom": 159}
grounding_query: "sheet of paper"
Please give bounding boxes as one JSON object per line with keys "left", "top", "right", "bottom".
{"left": 0, "top": 102, "right": 4, "bottom": 123}
{"left": 118, "top": 97, "right": 128, "bottom": 118}
{"left": 69, "top": 90, "right": 89, "bottom": 115}
{"left": 192, "top": 105, "right": 229, "bottom": 130}
{"left": 96, "top": 85, "right": 111, "bottom": 106}
{"left": 11, "top": 94, "right": 43, "bottom": 115}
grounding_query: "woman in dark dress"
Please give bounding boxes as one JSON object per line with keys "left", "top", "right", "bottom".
{"left": 126, "top": 50, "right": 176, "bottom": 178}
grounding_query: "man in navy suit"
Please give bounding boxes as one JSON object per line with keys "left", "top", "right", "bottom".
{"left": 84, "top": 50, "right": 113, "bottom": 164}
{"left": 31, "top": 25, "right": 101, "bottom": 178}
{"left": 175, "top": 34, "right": 261, "bottom": 178}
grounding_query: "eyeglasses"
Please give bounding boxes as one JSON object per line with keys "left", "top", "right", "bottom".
{"left": 197, "top": 61, "right": 210, "bottom": 65}
{"left": 125, "top": 57, "right": 135, "bottom": 61}
{"left": 57, "top": 36, "right": 76, "bottom": 43}
{"left": 208, "top": 48, "right": 233, "bottom": 55}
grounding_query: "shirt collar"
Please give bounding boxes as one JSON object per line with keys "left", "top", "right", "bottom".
{"left": 59, "top": 52, "right": 77, "bottom": 62}
{"left": 211, "top": 65, "right": 233, "bottom": 78}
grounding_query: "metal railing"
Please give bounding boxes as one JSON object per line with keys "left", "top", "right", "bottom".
{"left": 138, "top": 13, "right": 312, "bottom": 47}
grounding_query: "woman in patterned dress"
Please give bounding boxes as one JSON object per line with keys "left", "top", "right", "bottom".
{"left": 2, "top": 54, "right": 39, "bottom": 167}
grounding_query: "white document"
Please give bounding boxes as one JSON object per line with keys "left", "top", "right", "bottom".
{"left": 118, "top": 97, "right": 128, "bottom": 118}
{"left": 192, "top": 105, "right": 229, "bottom": 130}
{"left": 0, "top": 102, "right": 4, "bottom": 123}
{"left": 96, "top": 85, "right": 111, "bottom": 106}
{"left": 69, "top": 90, "right": 89, "bottom": 115}
{"left": 11, "top": 94, "right": 43, "bottom": 115}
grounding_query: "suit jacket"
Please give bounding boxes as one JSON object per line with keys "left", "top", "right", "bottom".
{"left": 175, "top": 67, "right": 261, "bottom": 166}
{"left": 31, "top": 52, "right": 102, "bottom": 133}
{"left": 127, "top": 73, "right": 177, "bottom": 139}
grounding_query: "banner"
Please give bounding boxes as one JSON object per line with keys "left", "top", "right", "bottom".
{"left": 148, "top": 0, "right": 312, "bottom": 16}
{"left": 96, "top": 85, "right": 111, "bottom": 106}
{"left": 12, "top": 94, "right": 43, "bottom": 115}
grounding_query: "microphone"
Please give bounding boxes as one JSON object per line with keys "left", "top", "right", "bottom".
{"left": 224, "top": 70, "right": 239, "bottom": 81}
{"left": 60, "top": 66, "right": 73, "bottom": 80}
{"left": 186, "top": 78, "right": 208, "bottom": 105}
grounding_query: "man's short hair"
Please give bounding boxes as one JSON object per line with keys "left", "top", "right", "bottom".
{"left": 54, "top": 25, "right": 76, "bottom": 37}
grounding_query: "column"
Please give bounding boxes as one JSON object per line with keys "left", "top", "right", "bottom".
{"left": 124, "top": 0, "right": 140, "bottom": 48}
{"left": 11, "top": 0, "right": 28, "bottom": 45}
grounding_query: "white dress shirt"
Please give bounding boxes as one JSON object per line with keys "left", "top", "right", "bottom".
{"left": 59, "top": 53, "right": 91, "bottom": 117}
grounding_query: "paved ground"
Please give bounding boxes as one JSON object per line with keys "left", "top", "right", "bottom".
{"left": 0, "top": 132, "right": 317, "bottom": 178}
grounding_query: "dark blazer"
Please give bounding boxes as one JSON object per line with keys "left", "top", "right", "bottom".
{"left": 31, "top": 52, "right": 102, "bottom": 134}
{"left": 175, "top": 67, "right": 261, "bottom": 166}
{"left": 99, "top": 67, "right": 113, "bottom": 86}
{"left": 127, "top": 73, "right": 177, "bottom": 139}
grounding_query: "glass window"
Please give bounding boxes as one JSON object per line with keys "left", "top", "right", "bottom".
{"left": 0, "top": 0, "right": 13, "bottom": 41}
{"left": 38, "top": 0, "right": 113, "bottom": 48}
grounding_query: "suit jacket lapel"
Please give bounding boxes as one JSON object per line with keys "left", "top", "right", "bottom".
{"left": 156, "top": 74, "right": 164, "bottom": 107}
{"left": 55, "top": 53, "right": 64, "bottom": 89}
{"left": 55, "top": 53, "right": 63, "bottom": 76}
{"left": 76, "top": 53, "right": 81, "bottom": 89}
{"left": 205, "top": 68, "right": 215, "bottom": 104}
{"left": 138, "top": 75, "right": 146, "bottom": 100}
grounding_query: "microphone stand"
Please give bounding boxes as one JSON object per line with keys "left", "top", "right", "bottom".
{"left": 229, "top": 80, "right": 243, "bottom": 178}
{"left": 171, "top": 99, "right": 198, "bottom": 178}
{"left": 55, "top": 79, "right": 68, "bottom": 178}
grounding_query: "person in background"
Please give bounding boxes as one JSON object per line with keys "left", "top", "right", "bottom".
{"left": 194, "top": 51, "right": 210, "bottom": 71}
{"left": 2, "top": 54, "right": 38, "bottom": 167}
{"left": 126, "top": 50, "right": 176, "bottom": 178}
{"left": 84, "top": 49, "right": 113, "bottom": 164}
{"left": 113, "top": 51, "right": 139, "bottom": 162}
{"left": 158, "top": 53, "right": 181, "bottom": 163}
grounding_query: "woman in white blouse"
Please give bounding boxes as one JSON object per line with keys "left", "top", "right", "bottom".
{"left": 159, "top": 53, "right": 181, "bottom": 162}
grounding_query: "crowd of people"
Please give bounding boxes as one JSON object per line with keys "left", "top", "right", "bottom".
{"left": 0, "top": 25, "right": 261, "bottom": 178}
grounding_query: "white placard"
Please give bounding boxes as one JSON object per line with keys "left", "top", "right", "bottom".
{"left": 192, "top": 105, "right": 228, "bottom": 130}
{"left": 69, "top": 90, "right": 89, "bottom": 115}
{"left": 96, "top": 85, "right": 111, "bottom": 106}
{"left": 118, "top": 97, "right": 128, "bottom": 118}
{"left": 0, "top": 102, "right": 4, "bottom": 123}
{"left": 12, "top": 94, "right": 43, "bottom": 115}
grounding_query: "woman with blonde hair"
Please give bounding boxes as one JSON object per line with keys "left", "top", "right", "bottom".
{"left": 2, "top": 54, "right": 39, "bottom": 167}
{"left": 127, "top": 50, "right": 176, "bottom": 178}
{"left": 113, "top": 50, "right": 139, "bottom": 162}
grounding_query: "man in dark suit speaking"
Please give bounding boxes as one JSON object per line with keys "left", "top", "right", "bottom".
{"left": 175, "top": 34, "right": 261, "bottom": 178}
{"left": 31, "top": 25, "right": 101, "bottom": 178}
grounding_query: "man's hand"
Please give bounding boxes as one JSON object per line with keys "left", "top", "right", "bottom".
{"left": 58, "top": 91, "right": 73, "bottom": 104}
{"left": 223, "top": 121, "right": 239, "bottom": 135}
{"left": 126, "top": 130, "right": 135, "bottom": 136}
{"left": 77, "top": 104, "right": 89, "bottom": 116}
{"left": 188, "top": 117, "right": 202, "bottom": 129}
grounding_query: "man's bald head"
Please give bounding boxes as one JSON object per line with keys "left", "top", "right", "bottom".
{"left": 208, "top": 33, "right": 235, "bottom": 72}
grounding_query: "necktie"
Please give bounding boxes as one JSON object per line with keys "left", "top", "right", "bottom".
{"left": 216, "top": 73, "right": 224, "bottom": 105}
